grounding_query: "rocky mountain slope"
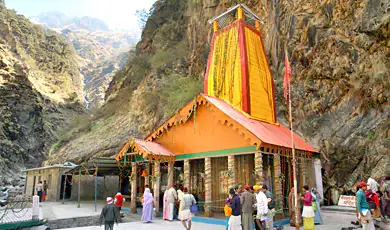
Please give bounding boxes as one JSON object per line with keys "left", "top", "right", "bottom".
{"left": 50, "top": 0, "right": 389, "bottom": 192}
{"left": 31, "top": 11, "right": 110, "bottom": 32}
{"left": 0, "top": 3, "right": 85, "bottom": 186}
{"left": 32, "top": 11, "right": 138, "bottom": 108}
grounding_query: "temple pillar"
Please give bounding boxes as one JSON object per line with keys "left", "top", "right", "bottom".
{"left": 184, "top": 159, "right": 190, "bottom": 189}
{"left": 204, "top": 157, "right": 213, "bottom": 217}
{"left": 153, "top": 162, "right": 161, "bottom": 216}
{"left": 273, "top": 153, "right": 283, "bottom": 209}
{"left": 254, "top": 151, "right": 264, "bottom": 185}
{"left": 301, "top": 154, "right": 309, "bottom": 186}
{"left": 130, "top": 162, "right": 137, "bottom": 213}
{"left": 227, "top": 155, "right": 236, "bottom": 188}
{"left": 167, "top": 161, "right": 174, "bottom": 187}
{"left": 314, "top": 159, "right": 324, "bottom": 203}
{"left": 144, "top": 163, "right": 150, "bottom": 187}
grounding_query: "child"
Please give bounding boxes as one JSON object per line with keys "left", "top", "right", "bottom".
{"left": 224, "top": 197, "right": 232, "bottom": 230}
{"left": 99, "top": 197, "right": 120, "bottom": 230}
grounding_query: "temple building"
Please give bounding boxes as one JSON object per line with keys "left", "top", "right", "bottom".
{"left": 115, "top": 4, "right": 322, "bottom": 217}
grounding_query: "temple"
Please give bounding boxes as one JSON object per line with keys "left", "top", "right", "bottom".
{"left": 115, "top": 4, "right": 322, "bottom": 217}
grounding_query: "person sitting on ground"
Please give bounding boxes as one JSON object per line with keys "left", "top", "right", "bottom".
{"left": 99, "top": 197, "right": 120, "bottom": 230}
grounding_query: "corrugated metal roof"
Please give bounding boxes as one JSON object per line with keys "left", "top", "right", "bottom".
{"left": 204, "top": 95, "right": 318, "bottom": 152}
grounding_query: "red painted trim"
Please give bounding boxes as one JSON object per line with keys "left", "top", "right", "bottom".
{"left": 238, "top": 19, "right": 250, "bottom": 114}
{"left": 204, "top": 34, "right": 216, "bottom": 94}
{"left": 256, "top": 27, "right": 278, "bottom": 123}
{"left": 243, "top": 23, "right": 261, "bottom": 36}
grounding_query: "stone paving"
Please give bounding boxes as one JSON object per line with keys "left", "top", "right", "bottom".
{"left": 61, "top": 219, "right": 225, "bottom": 230}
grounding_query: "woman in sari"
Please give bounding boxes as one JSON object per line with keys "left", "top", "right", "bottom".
{"left": 163, "top": 190, "right": 169, "bottom": 220}
{"left": 141, "top": 188, "right": 154, "bottom": 223}
{"left": 301, "top": 185, "right": 315, "bottom": 230}
{"left": 311, "top": 188, "right": 323, "bottom": 225}
{"left": 288, "top": 187, "right": 301, "bottom": 227}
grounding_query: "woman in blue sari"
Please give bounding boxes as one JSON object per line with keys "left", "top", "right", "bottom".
{"left": 311, "top": 188, "right": 323, "bottom": 225}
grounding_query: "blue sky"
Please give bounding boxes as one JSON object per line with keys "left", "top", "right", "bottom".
{"left": 6, "top": 0, "right": 156, "bottom": 31}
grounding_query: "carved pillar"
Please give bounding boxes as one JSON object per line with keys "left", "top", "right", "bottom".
{"left": 184, "top": 159, "right": 190, "bottom": 189}
{"left": 167, "top": 161, "right": 174, "bottom": 187}
{"left": 130, "top": 162, "right": 137, "bottom": 213}
{"left": 227, "top": 155, "right": 236, "bottom": 189}
{"left": 301, "top": 154, "right": 308, "bottom": 187}
{"left": 273, "top": 153, "right": 283, "bottom": 210}
{"left": 144, "top": 163, "right": 150, "bottom": 187}
{"left": 204, "top": 157, "right": 213, "bottom": 217}
{"left": 254, "top": 151, "right": 264, "bottom": 185}
{"left": 153, "top": 162, "right": 161, "bottom": 216}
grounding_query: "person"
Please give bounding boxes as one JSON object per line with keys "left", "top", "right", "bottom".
{"left": 311, "top": 188, "right": 323, "bottom": 225}
{"left": 179, "top": 187, "right": 196, "bottom": 230}
{"left": 163, "top": 189, "right": 169, "bottom": 220}
{"left": 114, "top": 192, "right": 125, "bottom": 211}
{"left": 99, "top": 197, "right": 120, "bottom": 230}
{"left": 300, "top": 185, "right": 315, "bottom": 230}
{"left": 367, "top": 177, "right": 379, "bottom": 193}
{"left": 365, "top": 188, "right": 380, "bottom": 218}
{"left": 356, "top": 182, "right": 375, "bottom": 230}
{"left": 224, "top": 197, "right": 232, "bottom": 230}
{"left": 241, "top": 185, "right": 254, "bottom": 230}
{"left": 167, "top": 185, "right": 178, "bottom": 221}
{"left": 288, "top": 186, "right": 301, "bottom": 227}
{"left": 352, "top": 185, "right": 363, "bottom": 227}
{"left": 229, "top": 188, "right": 242, "bottom": 230}
{"left": 141, "top": 188, "right": 154, "bottom": 223}
{"left": 36, "top": 181, "right": 43, "bottom": 202}
{"left": 42, "top": 180, "right": 48, "bottom": 201}
{"left": 253, "top": 185, "right": 268, "bottom": 230}
{"left": 261, "top": 185, "right": 275, "bottom": 230}
{"left": 177, "top": 184, "right": 184, "bottom": 218}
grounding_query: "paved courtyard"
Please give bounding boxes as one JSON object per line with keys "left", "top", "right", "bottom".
{"left": 61, "top": 211, "right": 360, "bottom": 230}
{"left": 61, "top": 219, "right": 225, "bottom": 230}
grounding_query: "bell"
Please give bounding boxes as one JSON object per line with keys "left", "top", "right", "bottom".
{"left": 141, "top": 169, "right": 148, "bottom": 177}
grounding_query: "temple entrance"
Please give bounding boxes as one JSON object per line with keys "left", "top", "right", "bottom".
{"left": 189, "top": 159, "right": 205, "bottom": 206}
{"left": 262, "top": 153, "right": 274, "bottom": 192}
{"left": 211, "top": 156, "right": 228, "bottom": 213}
{"left": 60, "top": 175, "right": 72, "bottom": 199}
{"left": 235, "top": 154, "right": 255, "bottom": 187}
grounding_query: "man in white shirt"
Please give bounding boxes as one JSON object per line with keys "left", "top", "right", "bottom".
{"left": 367, "top": 177, "right": 379, "bottom": 193}
{"left": 166, "top": 185, "right": 178, "bottom": 221}
{"left": 253, "top": 185, "right": 269, "bottom": 230}
{"left": 177, "top": 184, "right": 184, "bottom": 216}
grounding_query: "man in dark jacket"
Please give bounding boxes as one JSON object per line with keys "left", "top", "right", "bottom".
{"left": 229, "top": 188, "right": 242, "bottom": 229}
{"left": 241, "top": 185, "right": 255, "bottom": 230}
{"left": 99, "top": 197, "right": 120, "bottom": 230}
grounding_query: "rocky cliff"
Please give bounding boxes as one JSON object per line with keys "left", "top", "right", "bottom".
{"left": 0, "top": 4, "right": 85, "bottom": 187}
{"left": 51, "top": 0, "right": 389, "bottom": 192}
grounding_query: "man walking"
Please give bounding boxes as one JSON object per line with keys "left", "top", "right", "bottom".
{"left": 166, "top": 185, "right": 178, "bottom": 221}
{"left": 99, "top": 197, "right": 120, "bottom": 230}
{"left": 356, "top": 182, "right": 375, "bottom": 230}
{"left": 262, "top": 185, "right": 275, "bottom": 230}
{"left": 241, "top": 185, "right": 254, "bottom": 230}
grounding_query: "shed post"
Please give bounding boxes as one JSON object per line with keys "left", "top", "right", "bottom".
{"left": 94, "top": 174, "right": 98, "bottom": 212}
{"left": 62, "top": 175, "right": 66, "bottom": 204}
{"left": 77, "top": 168, "right": 81, "bottom": 208}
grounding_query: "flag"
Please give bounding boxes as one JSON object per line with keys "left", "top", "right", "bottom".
{"left": 283, "top": 51, "right": 292, "bottom": 103}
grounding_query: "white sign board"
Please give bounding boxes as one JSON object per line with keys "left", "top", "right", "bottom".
{"left": 338, "top": 195, "right": 356, "bottom": 207}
